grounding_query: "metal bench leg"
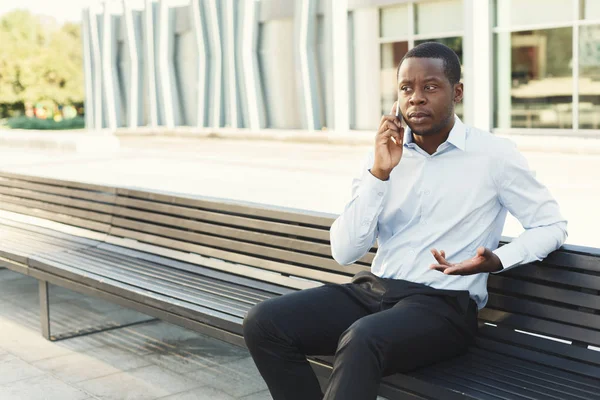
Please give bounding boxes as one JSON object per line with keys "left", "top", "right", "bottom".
{"left": 39, "top": 280, "right": 51, "bottom": 340}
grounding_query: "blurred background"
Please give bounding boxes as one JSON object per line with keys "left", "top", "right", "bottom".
{"left": 0, "top": 0, "right": 598, "bottom": 247}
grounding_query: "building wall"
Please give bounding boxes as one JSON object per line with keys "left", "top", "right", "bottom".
{"left": 83, "top": 0, "right": 600, "bottom": 137}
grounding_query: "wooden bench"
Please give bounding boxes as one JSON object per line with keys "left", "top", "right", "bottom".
{"left": 0, "top": 171, "right": 599, "bottom": 400}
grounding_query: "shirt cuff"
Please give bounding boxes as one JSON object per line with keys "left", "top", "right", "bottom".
{"left": 492, "top": 243, "right": 525, "bottom": 274}
{"left": 360, "top": 169, "right": 389, "bottom": 198}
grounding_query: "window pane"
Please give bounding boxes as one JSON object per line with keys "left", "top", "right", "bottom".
{"left": 583, "top": 0, "right": 600, "bottom": 19}
{"left": 495, "top": 28, "right": 573, "bottom": 129}
{"left": 416, "top": 0, "right": 463, "bottom": 36}
{"left": 414, "top": 37, "right": 464, "bottom": 119}
{"left": 380, "top": 4, "right": 409, "bottom": 38}
{"left": 496, "top": 0, "right": 574, "bottom": 28}
{"left": 380, "top": 41, "right": 409, "bottom": 116}
{"left": 579, "top": 25, "right": 600, "bottom": 129}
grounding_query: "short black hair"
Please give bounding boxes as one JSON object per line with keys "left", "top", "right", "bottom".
{"left": 396, "top": 42, "right": 461, "bottom": 85}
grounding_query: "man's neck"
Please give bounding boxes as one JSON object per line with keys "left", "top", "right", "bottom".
{"left": 412, "top": 119, "right": 455, "bottom": 155}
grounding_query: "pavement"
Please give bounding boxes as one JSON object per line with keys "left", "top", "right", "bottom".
{"left": 0, "top": 269, "right": 270, "bottom": 400}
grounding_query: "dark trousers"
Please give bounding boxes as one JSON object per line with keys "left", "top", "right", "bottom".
{"left": 243, "top": 271, "right": 478, "bottom": 400}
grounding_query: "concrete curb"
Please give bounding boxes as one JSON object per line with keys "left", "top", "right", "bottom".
{"left": 0, "top": 129, "right": 121, "bottom": 153}
{"left": 115, "top": 127, "right": 600, "bottom": 154}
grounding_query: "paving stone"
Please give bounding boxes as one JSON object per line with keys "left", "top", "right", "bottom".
{"left": 76, "top": 365, "right": 203, "bottom": 400}
{"left": 239, "top": 390, "right": 273, "bottom": 400}
{"left": 184, "top": 356, "right": 268, "bottom": 399}
{"left": 0, "top": 374, "right": 89, "bottom": 400}
{"left": 0, "top": 355, "right": 45, "bottom": 385}
{"left": 33, "top": 351, "right": 122, "bottom": 383}
{"left": 82, "top": 344, "right": 153, "bottom": 372}
{"left": 157, "top": 386, "right": 236, "bottom": 400}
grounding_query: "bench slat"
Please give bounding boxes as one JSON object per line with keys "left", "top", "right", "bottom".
{"left": 0, "top": 171, "right": 117, "bottom": 193}
{"left": 104, "top": 235, "right": 328, "bottom": 290}
{"left": 34, "top": 252, "right": 253, "bottom": 318}
{"left": 454, "top": 354, "right": 600, "bottom": 399}
{"left": 503, "top": 264, "right": 600, "bottom": 291}
{"left": 0, "top": 202, "right": 111, "bottom": 233}
{"left": 114, "top": 198, "right": 331, "bottom": 241}
{"left": 96, "top": 242, "right": 296, "bottom": 296}
{"left": 479, "top": 308, "right": 600, "bottom": 346}
{"left": 478, "top": 325, "right": 600, "bottom": 366}
{"left": 118, "top": 188, "right": 335, "bottom": 228}
{"left": 109, "top": 223, "right": 365, "bottom": 275}
{"left": 0, "top": 186, "right": 115, "bottom": 214}
{"left": 0, "top": 177, "right": 116, "bottom": 203}
{"left": 487, "top": 275, "right": 599, "bottom": 310}
{"left": 0, "top": 194, "right": 113, "bottom": 224}
{"left": 486, "top": 293, "right": 600, "bottom": 330}
{"left": 28, "top": 256, "right": 244, "bottom": 334}
{"left": 78, "top": 247, "right": 273, "bottom": 304}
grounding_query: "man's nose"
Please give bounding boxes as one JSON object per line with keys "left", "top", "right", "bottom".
{"left": 409, "top": 89, "right": 426, "bottom": 105}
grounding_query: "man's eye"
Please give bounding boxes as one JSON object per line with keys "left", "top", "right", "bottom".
{"left": 425, "top": 85, "right": 436, "bottom": 90}
{"left": 401, "top": 87, "right": 411, "bottom": 92}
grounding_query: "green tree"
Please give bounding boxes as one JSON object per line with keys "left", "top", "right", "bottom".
{"left": 0, "top": 10, "right": 83, "bottom": 115}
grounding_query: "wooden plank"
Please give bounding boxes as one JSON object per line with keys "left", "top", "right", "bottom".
{"left": 487, "top": 275, "right": 600, "bottom": 310}
{"left": 504, "top": 264, "right": 600, "bottom": 292}
{"left": 28, "top": 256, "right": 245, "bottom": 331}
{"left": 468, "top": 347, "right": 600, "bottom": 390}
{"left": 111, "top": 214, "right": 335, "bottom": 258}
{"left": 436, "top": 362, "right": 590, "bottom": 400}
{"left": 0, "top": 186, "right": 115, "bottom": 214}
{"left": 471, "top": 340, "right": 600, "bottom": 381}
{"left": 478, "top": 308, "right": 600, "bottom": 346}
{"left": 0, "top": 211, "right": 109, "bottom": 242}
{"left": 0, "top": 171, "right": 117, "bottom": 193}
{"left": 0, "top": 203, "right": 111, "bottom": 233}
{"left": 0, "top": 194, "right": 112, "bottom": 224}
{"left": 113, "top": 198, "right": 331, "bottom": 241}
{"left": 543, "top": 251, "right": 600, "bottom": 273}
{"left": 56, "top": 249, "right": 269, "bottom": 306}
{"left": 104, "top": 235, "right": 330, "bottom": 290}
{"left": 408, "top": 372, "right": 508, "bottom": 400}
{"left": 420, "top": 363, "right": 563, "bottom": 400}
{"left": 478, "top": 325, "right": 600, "bottom": 366}
{"left": 117, "top": 188, "right": 336, "bottom": 228}
{"left": 445, "top": 353, "right": 600, "bottom": 400}
{"left": 36, "top": 251, "right": 254, "bottom": 317}
{"left": 109, "top": 224, "right": 365, "bottom": 275}
{"left": 95, "top": 242, "right": 296, "bottom": 296}
{"left": 486, "top": 293, "right": 600, "bottom": 330}
{"left": 0, "top": 177, "right": 116, "bottom": 203}
{"left": 82, "top": 247, "right": 274, "bottom": 302}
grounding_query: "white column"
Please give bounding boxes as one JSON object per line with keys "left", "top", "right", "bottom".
{"left": 88, "top": 9, "right": 104, "bottom": 129}
{"left": 206, "top": 0, "right": 223, "bottom": 128}
{"left": 191, "top": 0, "right": 208, "bottom": 128}
{"left": 123, "top": 0, "right": 140, "bottom": 128}
{"left": 102, "top": 2, "right": 119, "bottom": 130}
{"left": 82, "top": 9, "right": 95, "bottom": 130}
{"left": 463, "top": 0, "right": 493, "bottom": 131}
{"left": 331, "top": 0, "right": 350, "bottom": 133}
{"left": 144, "top": 0, "right": 159, "bottom": 127}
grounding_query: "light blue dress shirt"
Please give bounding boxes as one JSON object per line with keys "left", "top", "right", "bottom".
{"left": 330, "top": 116, "right": 567, "bottom": 309}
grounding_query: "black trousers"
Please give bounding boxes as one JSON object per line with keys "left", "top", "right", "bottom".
{"left": 243, "top": 271, "right": 478, "bottom": 400}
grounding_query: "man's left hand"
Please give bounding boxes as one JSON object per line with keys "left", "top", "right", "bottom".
{"left": 429, "top": 247, "right": 503, "bottom": 275}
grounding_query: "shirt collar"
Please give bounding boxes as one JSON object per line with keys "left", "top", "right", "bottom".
{"left": 404, "top": 115, "right": 466, "bottom": 151}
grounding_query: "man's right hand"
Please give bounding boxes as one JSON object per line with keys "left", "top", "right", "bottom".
{"left": 371, "top": 102, "right": 404, "bottom": 181}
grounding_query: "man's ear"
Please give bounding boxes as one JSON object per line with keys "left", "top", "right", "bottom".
{"left": 453, "top": 82, "right": 464, "bottom": 104}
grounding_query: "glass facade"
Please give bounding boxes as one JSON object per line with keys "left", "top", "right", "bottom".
{"left": 494, "top": 0, "right": 600, "bottom": 131}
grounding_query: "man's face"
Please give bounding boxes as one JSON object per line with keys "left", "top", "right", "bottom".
{"left": 397, "top": 57, "right": 463, "bottom": 136}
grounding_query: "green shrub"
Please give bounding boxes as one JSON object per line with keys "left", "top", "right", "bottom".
{"left": 5, "top": 116, "right": 85, "bottom": 130}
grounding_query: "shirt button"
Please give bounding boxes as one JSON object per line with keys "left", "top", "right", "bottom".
{"left": 424, "top": 190, "right": 431, "bottom": 195}
{"left": 378, "top": 192, "right": 384, "bottom": 197}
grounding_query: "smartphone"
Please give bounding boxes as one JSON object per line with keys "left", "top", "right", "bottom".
{"left": 393, "top": 97, "right": 403, "bottom": 145}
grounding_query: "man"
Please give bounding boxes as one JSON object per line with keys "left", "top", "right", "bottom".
{"left": 243, "top": 42, "right": 567, "bottom": 400}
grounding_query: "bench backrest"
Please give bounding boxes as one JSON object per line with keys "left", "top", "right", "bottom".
{"left": 0, "top": 172, "right": 116, "bottom": 234}
{"left": 107, "top": 187, "right": 372, "bottom": 290}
